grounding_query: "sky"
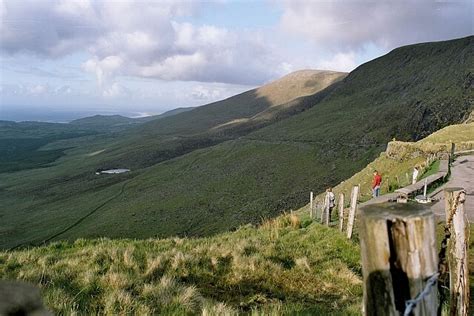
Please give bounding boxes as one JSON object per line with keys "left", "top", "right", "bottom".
{"left": 0, "top": 0, "right": 472, "bottom": 120}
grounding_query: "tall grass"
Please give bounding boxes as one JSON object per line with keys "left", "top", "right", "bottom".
{"left": 0, "top": 217, "right": 362, "bottom": 315}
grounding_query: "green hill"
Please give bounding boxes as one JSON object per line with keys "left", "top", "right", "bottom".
{"left": 90, "top": 70, "right": 346, "bottom": 170}
{"left": 0, "top": 121, "right": 96, "bottom": 173}
{"left": 70, "top": 108, "right": 195, "bottom": 130}
{"left": 70, "top": 114, "right": 139, "bottom": 126}
{"left": 0, "top": 36, "right": 472, "bottom": 250}
{"left": 2, "top": 148, "right": 474, "bottom": 314}
{"left": 303, "top": 122, "right": 474, "bottom": 207}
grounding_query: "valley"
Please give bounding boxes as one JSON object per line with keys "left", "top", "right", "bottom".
{"left": 1, "top": 36, "right": 472, "bottom": 250}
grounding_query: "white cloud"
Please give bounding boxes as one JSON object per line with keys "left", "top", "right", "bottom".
{"left": 102, "top": 82, "right": 129, "bottom": 98}
{"left": 82, "top": 55, "right": 124, "bottom": 89}
{"left": 190, "top": 85, "right": 222, "bottom": 101}
{"left": 317, "top": 52, "right": 357, "bottom": 72}
{"left": 0, "top": 0, "right": 284, "bottom": 88}
{"left": 28, "top": 84, "right": 48, "bottom": 95}
{"left": 1, "top": 0, "right": 472, "bottom": 107}
{"left": 54, "top": 85, "right": 72, "bottom": 95}
{"left": 279, "top": 0, "right": 473, "bottom": 51}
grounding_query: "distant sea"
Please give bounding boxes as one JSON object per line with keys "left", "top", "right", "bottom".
{"left": 0, "top": 106, "right": 153, "bottom": 123}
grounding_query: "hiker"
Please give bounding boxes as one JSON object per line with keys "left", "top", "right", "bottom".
{"left": 325, "top": 187, "right": 336, "bottom": 221}
{"left": 412, "top": 166, "right": 419, "bottom": 184}
{"left": 372, "top": 170, "right": 382, "bottom": 198}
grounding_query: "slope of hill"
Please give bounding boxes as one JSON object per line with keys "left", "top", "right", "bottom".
{"left": 0, "top": 36, "right": 472, "bottom": 249}
{"left": 136, "top": 69, "right": 346, "bottom": 137}
{"left": 0, "top": 121, "right": 96, "bottom": 173}
{"left": 69, "top": 107, "right": 195, "bottom": 131}
{"left": 2, "top": 124, "right": 474, "bottom": 315}
{"left": 0, "top": 69, "right": 348, "bottom": 249}
{"left": 419, "top": 122, "right": 474, "bottom": 146}
{"left": 0, "top": 214, "right": 362, "bottom": 315}
{"left": 305, "top": 122, "right": 474, "bottom": 206}
{"left": 91, "top": 70, "right": 347, "bottom": 170}
{"left": 70, "top": 114, "right": 138, "bottom": 126}
{"left": 147, "top": 106, "right": 195, "bottom": 120}
{"left": 69, "top": 36, "right": 471, "bottom": 240}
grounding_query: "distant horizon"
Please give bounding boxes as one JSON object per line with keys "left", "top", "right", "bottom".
{"left": 0, "top": 105, "right": 163, "bottom": 123}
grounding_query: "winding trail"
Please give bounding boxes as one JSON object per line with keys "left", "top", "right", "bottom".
{"left": 430, "top": 155, "right": 474, "bottom": 221}
{"left": 360, "top": 156, "right": 473, "bottom": 222}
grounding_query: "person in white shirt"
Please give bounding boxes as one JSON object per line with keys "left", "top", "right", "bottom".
{"left": 325, "top": 187, "right": 336, "bottom": 222}
{"left": 412, "top": 166, "right": 419, "bottom": 184}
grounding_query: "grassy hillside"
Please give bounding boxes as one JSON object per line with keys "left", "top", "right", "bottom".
{"left": 2, "top": 210, "right": 474, "bottom": 315}
{"left": 0, "top": 121, "right": 96, "bottom": 173}
{"left": 1, "top": 37, "right": 472, "bottom": 249}
{"left": 70, "top": 108, "right": 195, "bottom": 131}
{"left": 83, "top": 36, "right": 471, "bottom": 239}
{"left": 71, "top": 114, "right": 139, "bottom": 126}
{"left": 0, "top": 215, "right": 362, "bottom": 315}
{"left": 419, "top": 122, "right": 474, "bottom": 153}
{"left": 2, "top": 119, "right": 473, "bottom": 314}
{"left": 137, "top": 70, "right": 346, "bottom": 137}
{"left": 305, "top": 122, "right": 474, "bottom": 206}
{"left": 88, "top": 70, "right": 346, "bottom": 170}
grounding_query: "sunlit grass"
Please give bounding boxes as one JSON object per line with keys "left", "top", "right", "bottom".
{"left": 0, "top": 214, "right": 362, "bottom": 315}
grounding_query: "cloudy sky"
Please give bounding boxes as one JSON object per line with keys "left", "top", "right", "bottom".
{"left": 0, "top": 0, "right": 472, "bottom": 119}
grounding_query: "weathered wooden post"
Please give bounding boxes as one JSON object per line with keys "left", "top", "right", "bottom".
{"left": 320, "top": 199, "right": 325, "bottom": 223}
{"left": 450, "top": 143, "right": 456, "bottom": 158}
{"left": 444, "top": 188, "right": 469, "bottom": 316}
{"left": 338, "top": 193, "right": 345, "bottom": 231}
{"left": 359, "top": 203, "right": 438, "bottom": 316}
{"left": 310, "top": 191, "right": 314, "bottom": 219}
{"left": 325, "top": 193, "right": 330, "bottom": 226}
{"left": 423, "top": 179, "right": 428, "bottom": 199}
{"left": 320, "top": 193, "right": 329, "bottom": 224}
{"left": 346, "top": 185, "right": 359, "bottom": 239}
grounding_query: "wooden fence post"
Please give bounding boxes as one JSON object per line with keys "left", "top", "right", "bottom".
{"left": 325, "top": 194, "right": 330, "bottom": 226}
{"left": 320, "top": 197, "right": 326, "bottom": 224}
{"left": 310, "top": 191, "right": 314, "bottom": 219}
{"left": 338, "top": 193, "right": 345, "bottom": 231}
{"left": 359, "top": 203, "right": 438, "bottom": 316}
{"left": 346, "top": 185, "right": 359, "bottom": 239}
{"left": 444, "top": 188, "right": 470, "bottom": 316}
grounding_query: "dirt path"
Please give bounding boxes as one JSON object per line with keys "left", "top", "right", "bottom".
{"left": 431, "top": 155, "right": 474, "bottom": 221}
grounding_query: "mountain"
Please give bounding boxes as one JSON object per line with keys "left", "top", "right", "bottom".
{"left": 69, "top": 107, "right": 195, "bottom": 130}
{"left": 146, "top": 107, "right": 195, "bottom": 120}
{"left": 78, "top": 70, "right": 346, "bottom": 171}
{"left": 136, "top": 70, "right": 346, "bottom": 137}
{"left": 3, "top": 122, "right": 474, "bottom": 314}
{"left": 70, "top": 114, "right": 139, "bottom": 128}
{"left": 0, "top": 36, "right": 472, "bottom": 249}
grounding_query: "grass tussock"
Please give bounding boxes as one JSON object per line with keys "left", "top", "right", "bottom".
{"left": 0, "top": 217, "right": 362, "bottom": 315}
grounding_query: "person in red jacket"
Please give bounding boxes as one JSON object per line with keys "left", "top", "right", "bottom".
{"left": 372, "top": 170, "right": 382, "bottom": 197}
